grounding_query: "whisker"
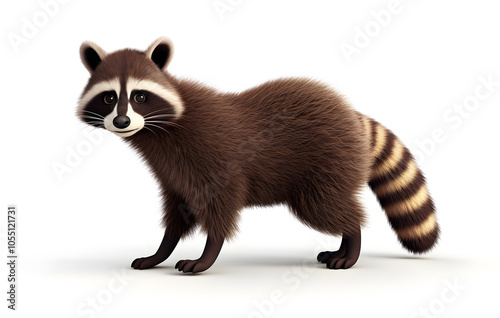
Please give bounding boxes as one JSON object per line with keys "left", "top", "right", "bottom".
{"left": 143, "top": 109, "right": 179, "bottom": 118}
{"left": 143, "top": 109, "right": 167, "bottom": 118}
{"left": 81, "top": 114, "right": 104, "bottom": 120}
{"left": 143, "top": 114, "right": 179, "bottom": 120}
{"left": 143, "top": 126, "right": 157, "bottom": 137}
{"left": 164, "top": 122, "right": 183, "bottom": 128}
{"left": 162, "top": 121, "right": 184, "bottom": 129}
{"left": 81, "top": 115, "right": 105, "bottom": 122}
{"left": 145, "top": 123, "right": 170, "bottom": 135}
{"left": 78, "top": 119, "right": 103, "bottom": 124}
{"left": 75, "top": 120, "right": 100, "bottom": 127}
{"left": 83, "top": 122, "right": 105, "bottom": 127}
{"left": 81, "top": 121, "right": 105, "bottom": 128}
{"left": 87, "top": 125, "right": 103, "bottom": 132}
{"left": 144, "top": 121, "right": 174, "bottom": 124}
{"left": 145, "top": 120, "right": 184, "bottom": 129}
{"left": 82, "top": 110, "right": 105, "bottom": 119}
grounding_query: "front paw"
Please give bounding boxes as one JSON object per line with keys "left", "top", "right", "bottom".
{"left": 175, "top": 259, "right": 212, "bottom": 273}
{"left": 131, "top": 255, "right": 166, "bottom": 270}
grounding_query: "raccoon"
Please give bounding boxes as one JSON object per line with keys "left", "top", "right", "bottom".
{"left": 77, "top": 37, "right": 439, "bottom": 273}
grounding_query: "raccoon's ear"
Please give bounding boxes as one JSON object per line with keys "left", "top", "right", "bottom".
{"left": 80, "top": 41, "right": 107, "bottom": 74}
{"left": 145, "top": 37, "right": 174, "bottom": 71}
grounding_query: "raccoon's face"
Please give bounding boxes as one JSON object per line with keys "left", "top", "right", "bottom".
{"left": 77, "top": 37, "right": 184, "bottom": 137}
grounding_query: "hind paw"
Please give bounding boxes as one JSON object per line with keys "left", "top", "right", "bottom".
{"left": 326, "top": 256, "right": 357, "bottom": 269}
{"left": 317, "top": 250, "right": 345, "bottom": 263}
{"left": 318, "top": 249, "right": 357, "bottom": 269}
{"left": 317, "top": 228, "right": 361, "bottom": 270}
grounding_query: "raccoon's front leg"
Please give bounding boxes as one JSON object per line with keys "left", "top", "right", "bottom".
{"left": 175, "top": 235, "right": 224, "bottom": 273}
{"left": 174, "top": 185, "right": 242, "bottom": 273}
{"left": 131, "top": 232, "right": 180, "bottom": 269}
{"left": 132, "top": 193, "right": 196, "bottom": 270}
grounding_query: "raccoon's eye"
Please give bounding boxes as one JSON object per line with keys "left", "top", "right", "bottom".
{"left": 103, "top": 94, "right": 116, "bottom": 105}
{"left": 134, "top": 93, "right": 146, "bottom": 104}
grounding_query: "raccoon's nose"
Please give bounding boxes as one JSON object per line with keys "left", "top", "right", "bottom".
{"left": 113, "top": 116, "right": 130, "bottom": 129}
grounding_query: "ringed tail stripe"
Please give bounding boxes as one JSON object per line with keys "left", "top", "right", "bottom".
{"left": 383, "top": 185, "right": 429, "bottom": 216}
{"left": 386, "top": 199, "right": 435, "bottom": 230}
{"left": 397, "top": 214, "right": 437, "bottom": 240}
{"left": 373, "top": 128, "right": 396, "bottom": 167}
{"left": 372, "top": 160, "right": 419, "bottom": 197}
{"left": 373, "top": 138, "right": 405, "bottom": 177}
{"left": 376, "top": 168, "right": 426, "bottom": 207}
{"left": 359, "top": 113, "right": 440, "bottom": 254}
{"left": 368, "top": 149, "right": 412, "bottom": 189}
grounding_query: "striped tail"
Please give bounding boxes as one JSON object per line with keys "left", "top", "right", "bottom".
{"left": 360, "top": 114, "right": 440, "bottom": 253}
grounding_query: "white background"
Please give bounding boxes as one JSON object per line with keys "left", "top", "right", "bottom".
{"left": 1, "top": 0, "right": 499, "bottom": 317}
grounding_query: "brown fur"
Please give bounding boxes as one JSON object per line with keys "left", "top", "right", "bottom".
{"left": 127, "top": 78, "right": 371, "bottom": 241}
{"left": 78, "top": 38, "right": 439, "bottom": 271}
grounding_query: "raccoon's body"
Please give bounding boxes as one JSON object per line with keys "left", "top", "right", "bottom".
{"left": 78, "top": 38, "right": 439, "bottom": 273}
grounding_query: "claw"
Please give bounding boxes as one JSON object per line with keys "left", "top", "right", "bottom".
{"left": 175, "top": 259, "right": 190, "bottom": 271}
{"left": 131, "top": 255, "right": 167, "bottom": 270}
{"left": 174, "top": 259, "right": 209, "bottom": 273}
{"left": 319, "top": 228, "right": 361, "bottom": 270}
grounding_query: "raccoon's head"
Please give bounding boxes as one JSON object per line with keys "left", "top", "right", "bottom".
{"left": 77, "top": 37, "right": 184, "bottom": 137}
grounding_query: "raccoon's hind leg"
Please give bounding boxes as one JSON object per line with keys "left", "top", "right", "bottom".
{"left": 288, "top": 181, "right": 365, "bottom": 270}
{"left": 317, "top": 227, "right": 361, "bottom": 270}
{"left": 132, "top": 193, "right": 197, "bottom": 270}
